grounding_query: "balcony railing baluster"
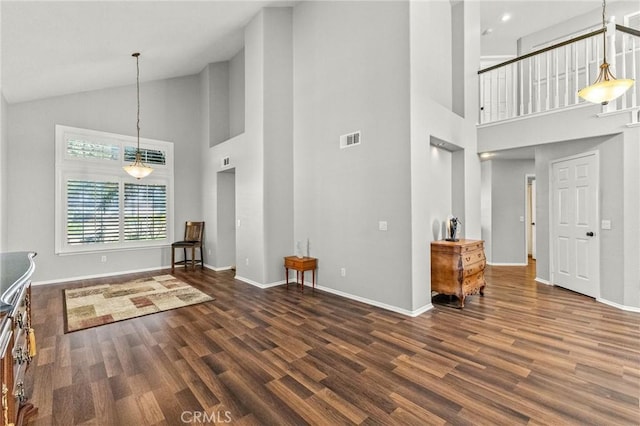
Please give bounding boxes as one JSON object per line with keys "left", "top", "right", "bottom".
{"left": 478, "top": 25, "right": 640, "bottom": 125}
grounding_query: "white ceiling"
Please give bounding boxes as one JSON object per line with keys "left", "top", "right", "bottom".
{"left": 479, "top": 0, "right": 605, "bottom": 56}
{"left": 0, "top": 0, "right": 628, "bottom": 104}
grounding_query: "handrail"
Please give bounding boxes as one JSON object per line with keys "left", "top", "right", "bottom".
{"left": 478, "top": 28, "right": 605, "bottom": 75}
{"left": 616, "top": 24, "right": 640, "bottom": 38}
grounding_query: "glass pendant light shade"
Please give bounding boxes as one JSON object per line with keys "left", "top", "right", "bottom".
{"left": 578, "top": 61, "right": 634, "bottom": 105}
{"left": 124, "top": 52, "right": 153, "bottom": 179}
{"left": 578, "top": 0, "right": 634, "bottom": 105}
{"left": 123, "top": 152, "right": 154, "bottom": 179}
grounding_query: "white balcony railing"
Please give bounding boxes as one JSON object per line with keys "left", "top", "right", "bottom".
{"left": 478, "top": 23, "right": 640, "bottom": 125}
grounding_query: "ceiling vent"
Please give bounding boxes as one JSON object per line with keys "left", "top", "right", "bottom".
{"left": 340, "top": 131, "right": 361, "bottom": 149}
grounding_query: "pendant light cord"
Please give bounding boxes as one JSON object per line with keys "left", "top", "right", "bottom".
{"left": 135, "top": 53, "right": 141, "bottom": 153}
{"left": 602, "top": 0, "right": 607, "bottom": 63}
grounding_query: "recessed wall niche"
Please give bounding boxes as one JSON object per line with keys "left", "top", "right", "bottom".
{"left": 429, "top": 136, "right": 465, "bottom": 240}
{"left": 210, "top": 48, "right": 245, "bottom": 147}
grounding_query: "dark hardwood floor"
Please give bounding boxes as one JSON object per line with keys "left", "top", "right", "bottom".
{"left": 25, "top": 262, "right": 640, "bottom": 425}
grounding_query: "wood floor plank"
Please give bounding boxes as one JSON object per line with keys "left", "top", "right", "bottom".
{"left": 21, "top": 261, "right": 640, "bottom": 425}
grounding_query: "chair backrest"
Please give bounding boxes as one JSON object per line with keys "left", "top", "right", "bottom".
{"left": 184, "top": 221, "right": 204, "bottom": 242}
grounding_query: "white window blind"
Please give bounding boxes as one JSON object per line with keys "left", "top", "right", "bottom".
{"left": 66, "top": 180, "right": 120, "bottom": 245}
{"left": 55, "top": 125, "right": 174, "bottom": 254}
{"left": 124, "top": 183, "right": 167, "bottom": 241}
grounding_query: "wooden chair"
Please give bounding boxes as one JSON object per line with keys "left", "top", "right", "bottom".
{"left": 171, "top": 221, "right": 205, "bottom": 271}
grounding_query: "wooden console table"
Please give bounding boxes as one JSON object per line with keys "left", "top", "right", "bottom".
{"left": 284, "top": 256, "right": 317, "bottom": 292}
{"left": 431, "top": 240, "right": 486, "bottom": 308}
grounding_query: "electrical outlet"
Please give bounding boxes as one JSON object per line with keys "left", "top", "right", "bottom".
{"left": 245, "top": 258, "right": 249, "bottom": 266}
{"left": 340, "top": 267, "right": 346, "bottom": 277}
{"left": 379, "top": 221, "right": 388, "bottom": 231}
{"left": 208, "top": 249, "right": 212, "bottom": 255}
{"left": 101, "top": 255, "right": 107, "bottom": 263}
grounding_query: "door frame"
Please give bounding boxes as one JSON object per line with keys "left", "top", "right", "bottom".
{"left": 548, "top": 150, "right": 600, "bottom": 297}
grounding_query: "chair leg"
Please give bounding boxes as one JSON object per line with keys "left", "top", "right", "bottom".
{"left": 183, "top": 248, "right": 187, "bottom": 269}
{"left": 171, "top": 246, "right": 175, "bottom": 272}
{"left": 191, "top": 247, "right": 196, "bottom": 270}
{"left": 200, "top": 247, "right": 204, "bottom": 269}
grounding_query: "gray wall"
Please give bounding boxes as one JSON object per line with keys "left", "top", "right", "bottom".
{"left": 480, "top": 160, "right": 492, "bottom": 262}
{"left": 429, "top": 146, "right": 452, "bottom": 240}
{"left": 208, "top": 49, "right": 245, "bottom": 147}
{"left": 263, "top": 8, "right": 293, "bottom": 284}
{"left": 229, "top": 48, "right": 245, "bottom": 139}
{"left": 216, "top": 170, "right": 236, "bottom": 268}
{"left": 208, "top": 62, "right": 230, "bottom": 147}
{"left": 534, "top": 135, "right": 624, "bottom": 300}
{"left": 293, "top": 1, "right": 413, "bottom": 309}
{"left": 6, "top": 75, "right": 203, "bottom": 282}
{"left": 0, "top": 94, "right": 7, "bottom": 251}
{"left": 489, "top": 159, "right": 534, "bottom": 264}
{"left": 409, "top": 0, "right": 482, "bottom": 311}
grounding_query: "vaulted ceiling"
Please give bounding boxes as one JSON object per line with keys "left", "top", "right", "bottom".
{"left": 0, "top": 0, "right": 626, "bottom": 104}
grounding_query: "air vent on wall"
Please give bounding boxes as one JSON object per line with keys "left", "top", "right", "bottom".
{"left": 221, "top": 156, "right": 230, "bottom": 167}
{"left": 339, "top": 131, "right": 361, "bottom": 149}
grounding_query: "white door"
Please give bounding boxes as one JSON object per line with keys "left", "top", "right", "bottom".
{"left": 551, "top": 152, "right": 599, "bottom": 298}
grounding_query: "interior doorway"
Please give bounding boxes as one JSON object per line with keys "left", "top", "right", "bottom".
{"left": 526, "top": 174, "right": 536, "bottom": 263}
{"left": 217, "top": 168, "right": 236, "bottom": 269}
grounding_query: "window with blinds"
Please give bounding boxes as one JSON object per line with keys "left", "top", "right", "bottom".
{"left": 124, "top": 183, "right": 167, "bottom": 241}
{"left": 124, "top": 146, "right": 166, "bottom": 165}
{"left": 66, "top": 180, "right": 120, "bottom": 245}
{"left": 55, "top": 125, "right": 174, "bottom": 254}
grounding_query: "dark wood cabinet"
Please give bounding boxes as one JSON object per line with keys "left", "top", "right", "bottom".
{"left": 431, "top": 240, "right": 486, "bottom": 308}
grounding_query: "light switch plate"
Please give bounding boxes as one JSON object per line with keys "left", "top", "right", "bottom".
{"left": 379, "top": 221, "right": 388, "bottom": 231}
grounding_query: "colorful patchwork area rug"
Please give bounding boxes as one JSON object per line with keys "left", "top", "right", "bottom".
{"left": 63, "top": 275, "right": 213, "bottom": 333}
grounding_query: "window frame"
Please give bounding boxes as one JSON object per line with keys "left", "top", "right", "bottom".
{"left": 55, "top": 125, "right": 174, "bottom": 255}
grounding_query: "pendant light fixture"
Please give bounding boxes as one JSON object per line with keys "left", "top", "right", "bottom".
{"left": 578, "top": 0, "right": 634, "bottom": 105}
{"left": 123, "top": 52, "right": 153, "bottom": 179}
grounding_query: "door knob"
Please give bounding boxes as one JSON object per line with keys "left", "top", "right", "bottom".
{"left": 586, "top": 231, "right": 594, "bottom": 237}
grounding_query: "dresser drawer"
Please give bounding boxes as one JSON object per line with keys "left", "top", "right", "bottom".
{"left": 461, "top": 249, "right": 486, "bottom": 268}
{"left": 461, "top": 241, "right": 484, "bottom": 253}
{"left": 462, "top": 271, "right": 485, "bottom": 294}
{"left": 462, "top": 259, "right": 485, "bottom": 278}
{"left": 284, "top": 257, "right": 316, "bottom": 270}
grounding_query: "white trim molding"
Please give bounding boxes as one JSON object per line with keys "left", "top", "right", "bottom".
{"left": 535, "top": 277, "right": 552, "bottom": 285}
{"left": 32, "top": 265, "right": 169, "bottom": 286}
{"left": 597, "top": 298, "right": 640, "bottom": 313}
{"left": 234, "top": 276, "right": 285, "bottom": 289}
{"left": 298, "top": 280, "right": 433, "bottom": 317}
{"left": 487, "top": 262, "right": 528, "bottom": 266}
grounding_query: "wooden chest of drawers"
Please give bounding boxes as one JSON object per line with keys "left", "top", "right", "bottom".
{"left": 431, "top": 239, "right": 486, "bottom": 308}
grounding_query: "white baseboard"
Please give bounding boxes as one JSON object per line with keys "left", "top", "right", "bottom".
{"left": 33, "top": 265, "right": 170, "bottom": 285}
{"left": 597, "top": 298, "right": 640, "bottom": 313}
{"left": 535, "top": 277, "right": 552, "bottom": 285}
{"left": 487, "top": 262, "right": 527, "bottom": 266}
{"left": 234, "top": 275, "right": 286, "bottom": 289}
{"left": 206, "top": 264, "right": 234, "bottom": 272}
{"left": 299, "top": 280, "right": 433, "bottom": 317}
